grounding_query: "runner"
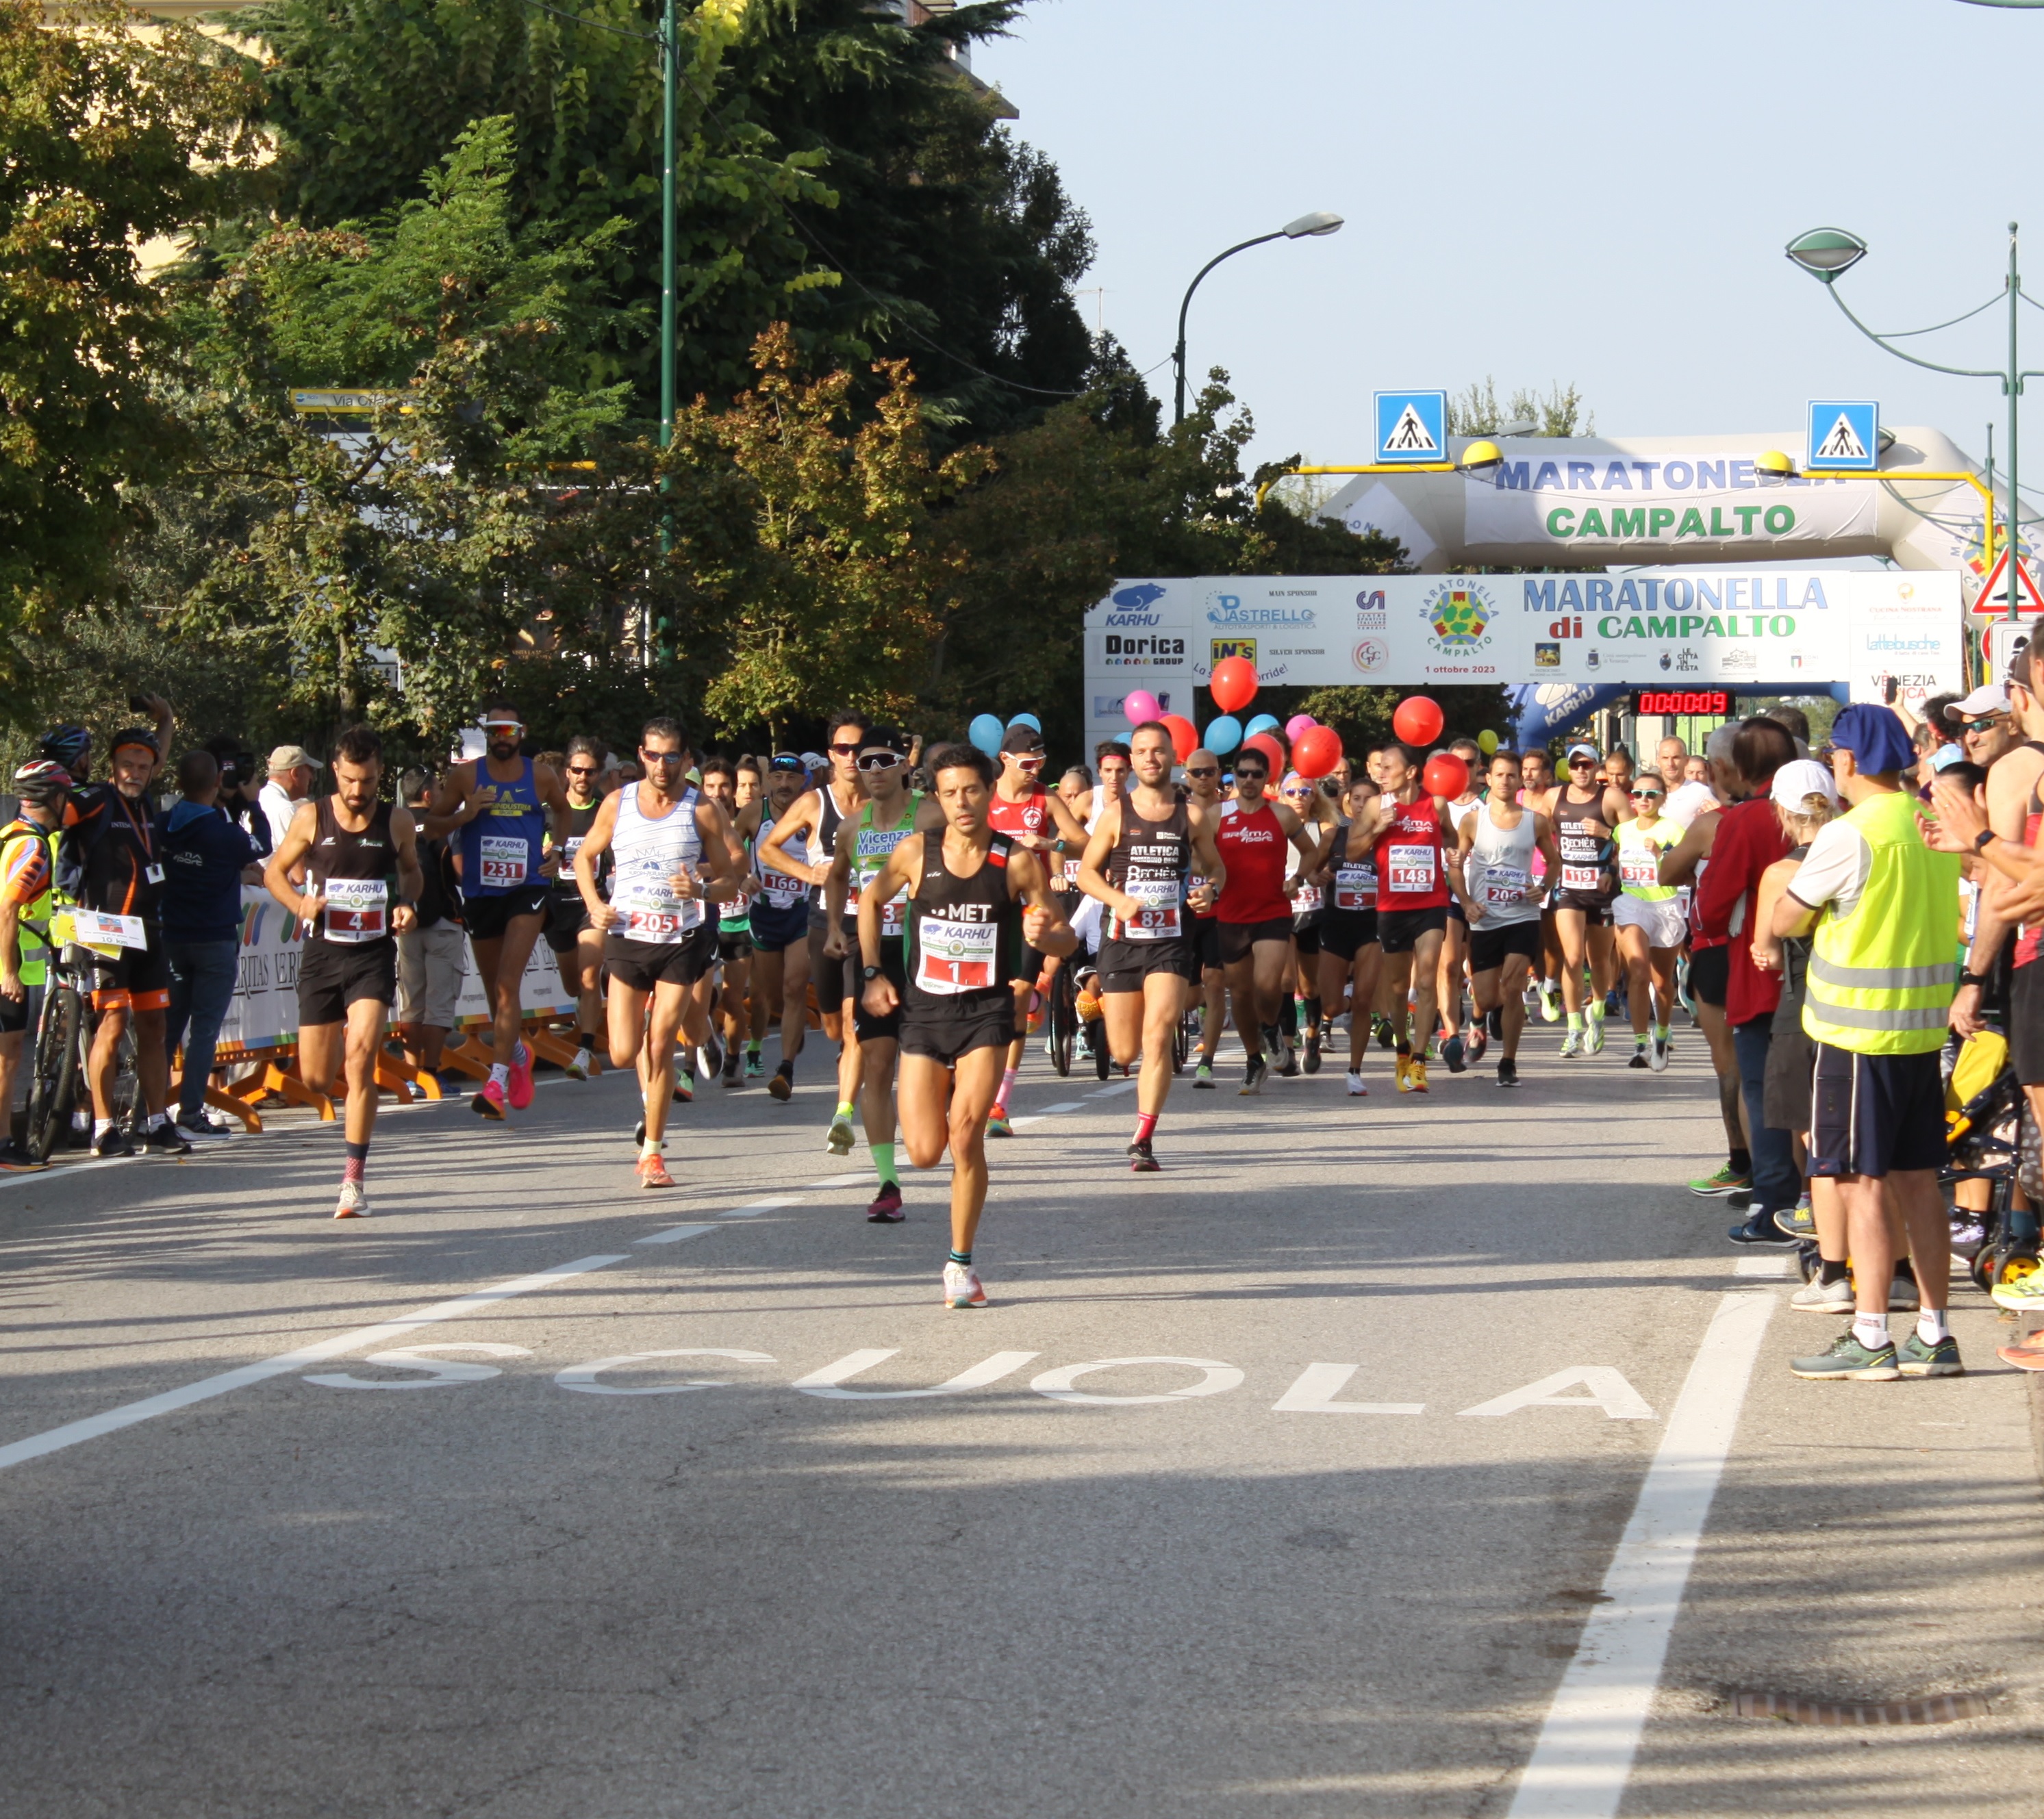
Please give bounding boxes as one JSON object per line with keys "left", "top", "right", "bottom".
{"left": 698, "top": 756, "right": 756, "bottom": 1089}
{"left": 1347, "top": 743, "right": 1455, "bottom": 1093}
{"left": 856, "top": 743, "right": 1074, "bottom": 1307}
{"left": 572, "top": 717, "right": 744, "bottom": 1187}
{"left": 1178, "top": 745, "right": 1230, "bottom": 1085}
{"left": 747, "top": 754, "right": 818, "bottom": 1085}
{"left": 1612, "top": 770, "right": 1684, "bottom": 1071}
{"left": 1454, "top": 748, "right": 1559, "bottom": 1089}
{"left": 1436, "top": 738, "right": 1485, "bottom": 1069}
{"left": 1313, "top": 774, "right": 1383, "bottom": 1097}
{"left": 1213, "top": 743, "right": 1326, "bottom": 1094}
{"left": 1535, "top": 741, "right": 1626, "bottom": 1056}
{"left": 1517, "top": 746, "right": 1563, "bottom": 1021}
{"left": 985, "top": 722, "right": 1089, "bottom": 1138}
{"left": 821, "top": 728, "right": 922, "bottom": 1220}
{"left": 263, "top": 725, "right": 424, "bottom": 1217}
{"left": 757, "top": 711, "right": 869, "bottom": 1142}
{"left": 542, "top": 735, "right": 607, "bottom": 1081}
{"left": 424, "top": 703, "right": 570, "bottom": 1119}
{"left": 1078, "top": 720, "right": 1226, "bottom": 1168}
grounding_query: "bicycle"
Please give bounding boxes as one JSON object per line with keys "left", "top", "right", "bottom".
{"left": 1045, "top": 961, "right": 1078, "bottom": 1078}
{"left": 24, "top": 916, "right": 140, "bottom": 1162}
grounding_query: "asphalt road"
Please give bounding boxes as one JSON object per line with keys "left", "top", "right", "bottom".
{"left": 1, "top": 1025, "right": 2036, "bottom": 1818}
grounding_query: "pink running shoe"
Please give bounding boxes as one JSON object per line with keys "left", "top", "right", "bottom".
{"left": 473, "top": 1078, "right": 508, "bottom": 1120}
{"left": 507, "top": 1043, "right": 535, "bottom": 1110}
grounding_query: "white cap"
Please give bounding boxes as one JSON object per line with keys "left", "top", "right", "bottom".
{"left": 1770, "top": 757, "right": 1840, "bottom": 811}
{"left": 1955, "top": 681, "right": 2010, "bottom": 717}
{"left": 1661, "top": 779, "right": 1719, "bottom": 829}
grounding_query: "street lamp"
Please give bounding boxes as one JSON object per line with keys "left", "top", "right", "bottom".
{"left": 1251, "top": 440, "right": 1507, "bottom": 513}
{"left": 1785, "top": 220, "right": 2043, "bottom": 617}
{"left": 1172, "top": 212, "right": 1343, "bottom": 425}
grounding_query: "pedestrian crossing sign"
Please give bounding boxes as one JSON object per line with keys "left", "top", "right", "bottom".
{"left": 1805, "top": 399, "right": 1880, "bottom": 473}
{"left": 1374, "top": 391, "right": 1448, "bottom": 465}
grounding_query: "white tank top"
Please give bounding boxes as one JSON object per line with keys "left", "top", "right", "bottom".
{"left": 610, "top": 784, "right": 705, "bottom": 943}
{"left": 755, "top": 818, "right": 808, "bottom": 912}
{"left": 1465, "top": 804, "right": 1541, "bottom": 928}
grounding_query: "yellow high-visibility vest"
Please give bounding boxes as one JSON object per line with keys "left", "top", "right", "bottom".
{"left": 1802, "top": 789, "right": 1960, "bottom": 1056}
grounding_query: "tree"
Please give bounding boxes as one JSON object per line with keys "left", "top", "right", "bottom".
{"left": 0, "top": 0, "right": 260, "bottom": 728}
{"left": 1448, "top": 377, "right": 1593, "bottom": 438}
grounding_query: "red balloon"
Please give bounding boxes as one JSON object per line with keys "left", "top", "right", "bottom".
{"left": 1422, "top": 753, "right": 1469, "bottom": 800}
{"left": 1291, "top": 724, "right": 1343, "bottom": 780}
{"left": 1393, "top": 695, "right": 1445, "bottom": 747}
{"left": 1160, "top": 713, "right": 1198, "bottom": 762}
{"left": 1241, "top": 732, "right": 1287, "bottom": 776}
{"left": 1209, "top": 656, "right": 1259, "bottom": 715}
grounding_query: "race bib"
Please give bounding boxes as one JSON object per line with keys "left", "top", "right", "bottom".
{"left": 479, "top": 833, "right": 529, "bottom": 889}
{"left": 1387, "top": 843, "right": 1436, "bottom": 894}
{"left": 1481, "top": 866, "right": 1529, "bottom": 909}
{"left": 915, "top": 915, "right": 998, "bottom": 993}
{"left": 322, "top": 877, "right": 388, "bottom": 944}
{"left": 1115, "top": 877, "right": 1183, "bottom": 941}
{"left": 1333, "top": 863, "right": 1374, "bottom": 913}
{"left": 761, "top": 870, "right": 805, "bottom": 910}
{"left": 73, "top": 909, "right": 147, "bottom": 951}
{"left": 1062, "top": 856, "right": 1082, "bottom": 885}
{"left": 614, "top": 873, "right": 703, "bottom": 941}
{"left": 1561, "top": 862, "right": 1604, "bottom": 893}
{"left": 1292, "top": 880, "right": 1323, "bottom": 915}
{"left": 553, "top": 835, "right": 584, "bottom": 882}
{"left": 881, "top": 891, "right": 908, "bottom": 939}
{"left": 1619, "top": 854, "right": 1661, "bottom": 889}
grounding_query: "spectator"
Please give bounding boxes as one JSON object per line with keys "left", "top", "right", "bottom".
{"left": 0, "top": 761, "right": 65, "bottom": 1169}
{"left": 1654, "top": 733, "right": 1688, "bottom": 784}
{"left": 393, "top": 768, "right": 468, "bottom": 1093}
{"left": 1775, "top": 703, "right": 1964, "bottom": 1381}
{"left": 259, "top": 745, "right": 322, "bottom": 850}
{"left": 1695, "top": 715, "right": 1800, "bottom": 1245}
{"left": 1761, "top": 704, "right": 1812, "bottom": 757}
{"left": 203, "top": 737, "right": 271, "bottom": 858}
{"left": 159, "top": 749, "right": 263, "bottom": 1143}
{"left": 1951, "top": 680, "right": 2019, "bottom": 770}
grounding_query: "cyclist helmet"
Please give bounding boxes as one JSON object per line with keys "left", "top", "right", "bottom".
{"left": 39, "top": 724, "right": 91, "bottom": 778}
{"left": 12, "top": 759, "right": 72, "bottom": 806}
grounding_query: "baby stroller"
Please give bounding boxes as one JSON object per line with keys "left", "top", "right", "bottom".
{"left": 1940, "top": 1034, "right": 2041, "bottom": 1295}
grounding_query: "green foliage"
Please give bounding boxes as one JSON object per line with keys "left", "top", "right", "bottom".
{"left": 1291, "top": 685, "right": 1513, "bottom": 756}
{"left": 1448, "top": 377, "right": 1593, "bottom": 438}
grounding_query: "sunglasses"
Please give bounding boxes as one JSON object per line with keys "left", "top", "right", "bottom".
{"left": 856, "top": 751, "right": 903, "bottom": 772}
{"left": 1009, "top": 752, "right": 1046, "bottom": 766}
{"left": 1631, "top": 789, "right": 1663, "bottom": 800}
{"left": 1283, "top": 786, "right": 1313, "bottom": 797}
{"left": 768, "top": 753, "right": 807, "bottom": 772}
{"left": 642, "top": 750, "right": 686, "bottom": 767}
{"left": 1960, "top": 716, "right": 2005, "bottom": 733}
{"left": 566, "top": 763, "right": 599, "bottom": 776}
{"left": 1185, "top": 765, "right": 1219, "bottom": 778}
{"left": 828, "top": 742, "right": 861, "bottom": 756}
{"left": 1235, "top": 768, "right": 1268, "bottom": 781}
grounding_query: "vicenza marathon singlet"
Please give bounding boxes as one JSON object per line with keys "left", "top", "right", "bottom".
{"left": 847, "top": 794, "right": 922, "bottom": 937}
{"left": 609, "top": 784, "right": 705, "bottom": 943}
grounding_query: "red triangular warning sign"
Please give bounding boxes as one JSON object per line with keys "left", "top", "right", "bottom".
{"left": 1975, "top": 547, "right": 2044, "bottom": 615}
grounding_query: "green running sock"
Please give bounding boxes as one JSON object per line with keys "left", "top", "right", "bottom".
{"left": 1587, "top": 999, "right": 1605, "bottom": 1022}
{"left": 1567, "top": 1011, "right": 1585, "bottom": 1032}
{"left": 948, "top": 1248, "right": 972, "bottom": 1267}
{"left": 746, "top": 1040, "right": 762, "bottom": 1056}
{"left": 833, "top": 1099, "right": 854, "bottom": 1120}
{"left": 870, "top": 1140, "right": 898, "bottom": 1187}
{"left": 1652, "top": 1023, "right": 1669, "bottom": 1042}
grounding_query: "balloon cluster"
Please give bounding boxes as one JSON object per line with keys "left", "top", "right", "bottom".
{"left": 968, "top": 711, "right": 1040, "bottom": 756}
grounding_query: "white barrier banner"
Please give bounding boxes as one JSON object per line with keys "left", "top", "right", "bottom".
{"left": 218, "top": 889, "right": 575, "bottom": 1055}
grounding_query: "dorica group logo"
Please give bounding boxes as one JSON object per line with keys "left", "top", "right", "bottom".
{"left": 1421, "top": 580, "right": 1496, "bottom": 655}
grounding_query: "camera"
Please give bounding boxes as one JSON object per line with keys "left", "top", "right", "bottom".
{"left": 127, "top": 694, "right": 151, "bottom": 714}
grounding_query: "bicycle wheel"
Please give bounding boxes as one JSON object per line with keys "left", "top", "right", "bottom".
{"left": 24, "top": 985, "right": 79, "bottom": 1162}
{"left": 1048, "top": 969, "right": 1075, "bottom": 1078}
{"left": 111, "top": 1025, "right": 141, "bottom": 1134}
{"left": 1174, "top": 1006, "right": 1192, "bottom": 1073}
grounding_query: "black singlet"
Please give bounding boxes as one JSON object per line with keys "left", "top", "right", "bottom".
{"left": 307, "top": 798, "right": 399, "bottom": 948}
{"left": 903, "top": 832, "right": 1024, "bottom": 1019}
{"left": 1550, "top": 786, "right": 1617, "bottom": 904}
{"left": 1103, "top": 798, "right": 1191, "bottom": 943}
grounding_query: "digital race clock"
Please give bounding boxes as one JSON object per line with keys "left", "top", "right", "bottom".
{"left": 1632, "top": 689, "right": 1731, "bottom": 717}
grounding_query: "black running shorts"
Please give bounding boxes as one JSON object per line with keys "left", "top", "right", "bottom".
{"left": 749, "top": 896, "right": 809, "bottom": 954}
{"left": 90, "top": 937, "right": 171, "bottom": 1013}
{"left": 2011, "top": 961, "right": 2044, "bottom": 1086}
{"left": 809, "top": 912, "right": 852, "bottom": 1010}
{"left": 1191, "top": 915, "right": 1222, "bottom": 973}
{"left": 1098, "top": 934, "right": 1197, "bottom": 994}
{"left": 297, "top": 937, "right": 397, "bottom": 1026}
{"left": 1292, "top": 921, "right": 1322, "bottom": 958}
{"left": 717, "top": 926, "right": 754, "bottom": 963}
{"left": 1806, "top": 1044, "right": 1946, "bottom": 1179}
{"left": 1318, "top": 909, "right": 1376, "bottom": 964}
{"left": 1689, "top": 941, "right": 1730, "bottom": 1009}
{"left": 542, "top": 892, "right": 590, "bottom": 954}
{"left": 900, "top": 1004, "right": 1015, "bottom": 1066}
{"left": 1468, "top": 919, "right": 1541, "bottom": 974}
{"left": 1216, "top": 916, "right": 1293, "bottom": 967}
{"left": 852, "top": 939, "right": 908, "bottom": 1043}
{"left": 464, "top": 885, "right": 550, "bottom": 943}
{"left": 1375, "top": 905, "right": 1448, "bottom": 955}
{"left": 605, "top": 923, "right": 716, "bottom": 993}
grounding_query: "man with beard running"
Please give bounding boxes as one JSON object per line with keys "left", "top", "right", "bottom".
{"left": 1454, "top": 748, "right": 1560, "bottom": 1088}
{"left": 264, "top": 724, "right": 425, "bottom": 1216}
{"left": 542, "top": 735, "right": 608, "bottom": 1081}
{"left": 747, "top": 753, "right": 819, "bottom": 1084}
{"left": 1533, "top": 742, "right": 1627, "bottom": 1056}
{"left": 1078, "top": 720, "right": 1226, "bottom": 1169}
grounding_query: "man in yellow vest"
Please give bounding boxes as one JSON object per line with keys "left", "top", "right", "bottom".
{"left": 1769, "top": 704, "right": 1963, "bottom": 1382}
{"left": 0, "top": 760, "right": 67, "bottom": 1169}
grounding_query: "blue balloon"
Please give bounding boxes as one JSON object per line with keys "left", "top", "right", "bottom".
{"left": 968, "top": 713, "right": 1005, "bottom": 756}
{"left": 1011, "top": 712, "right": 1042, "bottom": 733}
{"left": 1245, "top": 713, "right": 1281, "bottom": 739}
{"left": 1204, "top": 715, "right": 1242, "bottom": 755}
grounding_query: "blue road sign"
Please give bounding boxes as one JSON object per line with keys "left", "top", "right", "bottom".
{"left": 1374, "top": 391, "right": 1448, "bottom": 465}
{"left": 1806, "top": 400, "right": 1880, "bottom": 472}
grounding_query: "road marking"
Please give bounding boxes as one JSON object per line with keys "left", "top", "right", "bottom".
{"left": 720, "top": 1197, "right": 804, "bottom": 1219}
{"left": 0, "top": 1152, "right": 148, "bottom": 1194}
{"left": 1030, "top": 1356, "right": 1244, "bottom": 1405}
{"left": 555, "top": 1349, "right": 776, "bottom": 1395}
{"left": 1733, "top": 1254, "right": 1793, "bottom": 1277}
{"left": 1504, "top": 1290, "right": 1776, "bottom": 1818}
{"left": 1038, "top": 1102, "right": 1086, "bottom": 1115}
{"left": 1459, "top": 1367, "right": 1654, "bottom": 1421}
{"left": 635, "top": 1223, "right": 718, "bottom": 1246}
{"left": 792, "top": 1349, "right": 1040, "bottom": 1399}
{"left": 0, "top": 1254, "right": 628, "bottom": 1475}
{"left": 305, "top": 1343, "right": 530, "bottom": 1390}
{"left": 1085, "top": 1080, "right": 1140, "bottom": 1098}
{"left": 807, "top": 1172, "right": 874, "bottom": 1188}
{"left": 1272, "top": 1362, "right": 1424, "bottom": 1415}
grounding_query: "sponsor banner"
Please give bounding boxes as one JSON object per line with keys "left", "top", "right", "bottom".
{"left": 217, "top": 888, "right": 575, "bottom": 1056}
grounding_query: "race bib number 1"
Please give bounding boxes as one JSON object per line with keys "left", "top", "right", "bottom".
{"left": 915, "top": 915, "right": 998, "bottom": 993}
{"left": 322, "top": 878, "right": 388, "bottom": 944}
{"left": 479, "top": 833, "right": 529, "bottom": 889}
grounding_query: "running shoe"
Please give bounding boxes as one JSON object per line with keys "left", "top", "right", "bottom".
{"left": 1559, "top": 1028, "right": 1582, "bottom": 1058}
{"left": 942, "top": 1261, "right": 987, "bottom": 1309}
{"left": 1789, "top": 1274, "right": 1853, "bottom": 1314}
{"left": 1194, "top": 1062, "right": 1215, "bottom": 1089}
{"left": 636, "top": 1152, "right": 674, "bottom": 1189}
{"left": 0, "top": 1139, "right": 46, "bottom": 1172}
{"left": 174, "top": 1109, "right": 232, "bottom": 1143}
{"left": 1304, "top": 1032, "right": 1322, "bottom": 1075}
{"left": 1789, "top": 1332, "right": 1901, "bottom": 1381}
{"left": 564, "top": 1051, "right": 590, "bottom": 1082}
{"left": 431, "top": 1069, "right": 465, "bottom": 1097}
{"left": 1496, "top": 1056, "right": 1519, "bottom": 1088}
{"left": 1887, "top": 1274, "right": 1920, "bottom": 1313}
{"left": 633, "top": 1117, "right": 646, "bottom": 1146}
{"left": 1728, "top": 1188, "right": 1752, "bottom": 1211}
{"left": 474, "top": 1078, "right": 507, "bottom": 1120}
{"left": 1675, "top": 956, "right": 1695, "bottom": 1017}
{"left": 1394, "top": 1055, "right": 1414, "bottom": 1093}
{"left": 866, "top": 1182, "right": 905, "bottom": 1221}
{"left": 140, "top": 1120, "right": 190, "bottom": 1155}
{"left": 702, "top": 1034, "right": 724, "bottom": 1079}
{"left": 1585, "top": 1007, "right": 1606, "bottom": 1055}
{"left": 827, "top": 1109, "right": 857, "bottom": 1153}
{"left": 1650, "top": 1032, "right": 1669, "bottom": 1073}
{"left": 1537, "top": 982, "right": 1561, "bottom": 1023}
{"left": 721, "top": 1049, "right": 742, "bottom": 1088}
{"left": 1464, "top": 1027, "right": 1487, "bottom": 1067}
{"left": 1688, "top": 1165, "right": 1750, "bottom": 1197}
{"left": 1602, "top": 988, "right": 1623, "bottom": 1019}
{"left": 1128, "top": 1139, "right": 1160, "bottom": 1173}
{"left": 507, "top": 1044, "right": 535, "bottom": 1110}
{"left": 1996, "top": 1338, "right": 2044, "bottom": 1371}
{"left": 1345, "top": 1071, "right": 1367, "bottom": 1097}
{"left": 768, "top": 1070, "right": 793, "bottom": 1102}
{"left": 1239, "top": 1055, "right": 1267, "bottom": 1096}
{"left": 1991, "top": 1271, "right": 2044, "bottom": 1312}
{"left": 1487, "top": 1007, "right": 1504, "bottom": 1041}
{"left": 744, "top": 1050, "right": 766, "bottom": 1081}
{"left": 1408, "top": 1056, "right": 1429, "bottom": 1094}
{"left": 672, "top": 1063, "right": 694, "bottom": 1104}
{"left": 1773, "top": 1197, "right": 1815, "bottom": 1239}
{"left": 1441, "top": 1032, "right": 1467, "bottom": 1074}
{"left": 1278, "top": 1043, "right": 1300, "bottom": 1078}
{"left": 1949, "top": 1211, "right": 1987, "bottom": 1249}
{"left": 986, "top": 1106, "right": 1014, "bottom": 1137}
{"left": 1628, "top": 1043, "right": 1649, "bottom": 1069}
{"left": 333, "top": 1180, "right": 372, "bottom": 1219}
{"left": 1897, "top": 1332, "right": 1963, "bottom": 1378}
{"left": 1375, "top": 1015, "right": 1396, "bottom": 1050}
{"left": 1728, "top": 1212, "right": 1796, "bottom": 1247}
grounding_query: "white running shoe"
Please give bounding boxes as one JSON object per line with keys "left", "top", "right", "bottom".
{"left": 1650, "top": 1032, "right": 1669, "bottom": 1073}
{"left": 1559, "top": 1028, "right": 1582, "bottom": 1058}
{"left": 1537, "top": 983, "right": 1561, "bottom": 1023}
{"left": 1585, "top": 1009, "right": 1606, "bottom": 1055}
{"left": 1346, "top": 1071, "right": 1367, "bottom": 1097}
{"left": 826, "top": 1110, "right": 856, "bottom": 1154}
{"left": 333, "top": 1180, "right": 371, "bottom": 1219}
{"left": 565, "top": 1048, "right": 591, "bottom": 1082}
{"left": 942, "top": 1261, "right": 987, "bottom": 1309}
{"left": 1789, "top": 1273, "right": 1852, "bottom": 1315}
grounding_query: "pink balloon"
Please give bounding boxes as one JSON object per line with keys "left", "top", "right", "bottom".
{"left": 1285, "top": 713, "right": 1317, "bottom": 742}
{"left": 1122, "top": 689, "right": 1162, "bottom": 724}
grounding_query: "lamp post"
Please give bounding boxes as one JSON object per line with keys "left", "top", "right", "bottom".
{"left": 1786, "top": 222, "right": 2043, "bottom": 617}
{"left": 1172, "top": 212, "right": 1343, "bottom": 425}
{"left": 1252, "top": 443, "right": 1507, "bottom": 513}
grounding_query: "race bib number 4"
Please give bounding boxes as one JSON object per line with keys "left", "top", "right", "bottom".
{"left": 1387, "top": 843, "right": 1437, "bottom": 894}
{"left": 479, "top": 833, "right": 529, "bottom": 889}
{"left": 73, "top": 908, "right": 147, "bottom": 951}
{"left": 323, "top": 877, "right": 388, "bottom": 944}
{"left": 915, "top": 916, "right": 998, "bottom": 993}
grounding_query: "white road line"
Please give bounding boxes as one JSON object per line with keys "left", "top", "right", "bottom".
{"left": 720, "top": 1197, "right": 804, "bottom": 1219}
{"left": 0, "top": 1254, "right": 628, "bottom": 1475}
{"left": 1504, "top": 1289, "right": 1776, "bottom": 1818}
{"left": 807, "top": 1171, "right": 874, "bottom": 1188}
{"left": 1732, "top": 1254, "right": 1793, "bottom": 1277}
{"left": 1037, "top": 1102, "right": 1086, "bottom": 1115}
{"left": 0, "top": 1152, "right": 150, "bottom": 1193}
{"left": 634, "top": 1224, "right": 718, "bottom": 1247}
{"left": 1085, "top": 1080, "right": 1140, "bottom": 1098}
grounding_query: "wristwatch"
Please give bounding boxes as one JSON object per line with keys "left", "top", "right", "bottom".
{"left": 1976, "top": 828, "right": 1996, "bottom": 851}
{"left": 861, "top": 964, "right": 883, "bottom": 982}
{"left": 1960, "top": 970, "right": 1990, "bottom": 990}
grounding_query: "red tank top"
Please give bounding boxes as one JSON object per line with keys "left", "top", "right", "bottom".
{"left": 1373, "top": 796, "right": 1450, "bottom": 911}
{"left": 2017, "top": 783, "right": 2043, "bottom": 967}
{"left": 1215, "top": 800, "right": 1290, "bottom": 924}
{"left": 987, "top": 787, "right": 1050, "bottom": 840}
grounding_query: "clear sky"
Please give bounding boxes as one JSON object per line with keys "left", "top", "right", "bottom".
{"left": 975, "top": 0, "right": 2044, "bottom": 489}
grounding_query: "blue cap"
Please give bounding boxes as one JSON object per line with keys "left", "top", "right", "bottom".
{"left": 1829, "top": 702, "right": 1914, "bottom": 775}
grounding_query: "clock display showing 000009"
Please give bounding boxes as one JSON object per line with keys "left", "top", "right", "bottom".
{"left": 1632, "top": 689, "right": 1731, "bottom": 717}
